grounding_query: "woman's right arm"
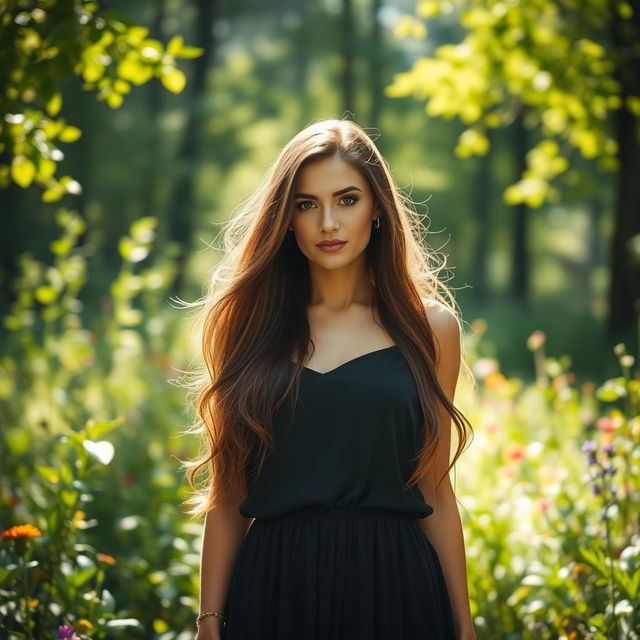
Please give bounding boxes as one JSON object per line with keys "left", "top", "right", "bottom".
{"left": 195, "top": 493, "right": 254, "bottom": 640}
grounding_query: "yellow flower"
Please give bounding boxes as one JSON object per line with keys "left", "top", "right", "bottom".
{"left": 75, "top": 619, "right": 94, "bottom": 633}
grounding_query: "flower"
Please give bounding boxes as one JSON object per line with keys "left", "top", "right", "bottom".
{"left": 505, "top": 443, "right": 526, "bottom": 462}
{"left": 1, "top": 524, "right": 42, "bottom": 539}
{"left": 74, "top": 619, "right": 93, "bottom": 633}
{"left": 602, "top": 443, "right": 615, "bottom": 457}
{"left": 596, "top": 417, "right": 616, "bottom": 432}
{"left": 55, "top": 625, "right": 80, "bottom": 640}
{"left": 527, "top": 330, "right": 546, "bottom": 351}
{"left": 96, "top": 552, "right": 117, "bottom": 565}
{"left": 581, "top": 440, "right": 597, "bottom": 454}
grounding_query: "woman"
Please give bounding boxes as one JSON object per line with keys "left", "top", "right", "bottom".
{"left": 181, "top": 119, "right": 476, "bottom": 639}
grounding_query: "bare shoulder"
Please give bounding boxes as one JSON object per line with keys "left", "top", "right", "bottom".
{"left": 421, "top": 298, "right": 460, "bottom": 338}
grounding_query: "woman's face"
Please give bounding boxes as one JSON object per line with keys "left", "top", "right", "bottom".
{"left": 289, "top": 153, "right": 380, "bottom": 269}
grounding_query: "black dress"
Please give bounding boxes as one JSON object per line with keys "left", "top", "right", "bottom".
{"left": 220, "top": 345, "right": 457, "bottom": 639}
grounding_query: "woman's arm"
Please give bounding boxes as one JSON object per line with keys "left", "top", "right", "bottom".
{"left": 196, "top": 492, "right": 254, "bottom": 639}
{"left": 418, "top": 301, "right": 475, "bottom": 639}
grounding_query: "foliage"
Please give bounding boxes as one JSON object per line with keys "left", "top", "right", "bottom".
{"left": 0, "top": 0, "right": 202, "bottom": 201}
{"left": 387, "top": 0, "right": 640, "bottom": 207}
{"left": 0, "top": 211, "right": 638, "bottom": 638}
{"left": 459, "top": 322, "right": 640, "bottom": 638}
{"left": 0, "top": 210, "right": 197, "bottom": 638}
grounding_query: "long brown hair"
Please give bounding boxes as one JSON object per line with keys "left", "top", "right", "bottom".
{"left": 177, "top": 118, "right": 475, "bottom": 519}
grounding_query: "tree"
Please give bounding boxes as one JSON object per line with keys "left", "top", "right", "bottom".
{"left": 387, "top": 0, "right": 640, "bottom": 339}
{"left": 0, "top": 0, "right": 202, "bottom": 201}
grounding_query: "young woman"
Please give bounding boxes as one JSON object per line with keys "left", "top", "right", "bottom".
{"left": 182, "top": 119, "right": 476, "bottom": 640}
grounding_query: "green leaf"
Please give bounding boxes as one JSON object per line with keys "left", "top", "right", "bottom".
{"left": 46, "top": 92, "right": 63, "bottom": 116}
{"left": 84, "top": 417, "right": 125, "bottom": 441}
{"left": 161, "top": 68, "right": 186, "bottom": 94}
{"left": 11, "top": 156, "right": 36, "bottom": 188}
{"left": 59, "top": 126, "right": 82, "bottom": 143}
{"left": 34, "top": 285, "right": 59, "bottom": 305}
{"left": 167, "top": 35, "right": 184, "bottom": 56}
{"left": 178, "top": 45, "right": 204, "bottom": 59}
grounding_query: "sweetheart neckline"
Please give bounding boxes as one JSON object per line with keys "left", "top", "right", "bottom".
{"left": 291, "top": 344, "right": 399, "bottom": 376}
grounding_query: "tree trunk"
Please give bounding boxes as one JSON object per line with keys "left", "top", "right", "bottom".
{"left": 166, "top": 0, "right": 218, "bottom": 297}
{"left": 608, "top": 4, "right": 640, "bottom": 349}
{"left": 472, "top": 128, "right": 494, "bottom": 301}
{"left": 369, "top": 0, "right": 382, "bottom": 129}
{"left": 341, "top": 0, "right": 356, "bottom": 117}
{"left": 510, "top": 107, "right": 529, "bottom": 301}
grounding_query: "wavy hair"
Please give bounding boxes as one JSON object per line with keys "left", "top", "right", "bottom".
{"left": 177, "top": 118, "right": 475, "bottom": 519}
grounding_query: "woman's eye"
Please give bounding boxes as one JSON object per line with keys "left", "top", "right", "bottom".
{"left": 296, "top": 195, "right": 358, "bottom": 211}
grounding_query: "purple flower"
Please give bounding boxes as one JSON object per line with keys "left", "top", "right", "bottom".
{"left": 581, "top": 440, "right": 597, "bottom": 453}
{"left": 55, "top": 625, "right": 80, "bottom": 640}
{"left": 602, "top": 443, "right": 615, "bottom": 457}
{"left": 587, "top": 453, "right": 598, "bottom": 466}
{"left": 592, "top": 483, "right": 602, "bottom": 496}
{"left": 607, "top": 465, "right": 617, "bottom": 476}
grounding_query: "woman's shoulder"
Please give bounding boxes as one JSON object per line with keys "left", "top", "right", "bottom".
{"left": 420, "top": 297, "right": 460, "bottom": 331}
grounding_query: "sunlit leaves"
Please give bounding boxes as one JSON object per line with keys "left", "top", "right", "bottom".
{"left": 1, "top": 0, "right": 202, "bottom": 199}
{"left": 388, "top": 0, "right": 633, "bottom": 207}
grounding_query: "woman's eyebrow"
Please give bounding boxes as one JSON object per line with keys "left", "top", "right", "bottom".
{"left": 294, "top": 185, "right": 362, "bottom": 199}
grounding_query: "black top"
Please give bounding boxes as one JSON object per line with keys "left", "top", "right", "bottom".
{"left": 238, "top": 344, "right": 434, "bottom": 519}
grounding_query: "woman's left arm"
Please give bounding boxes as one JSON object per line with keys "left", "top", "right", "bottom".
{"left": 417, "top": 301, "right": 475, "bottom": 640}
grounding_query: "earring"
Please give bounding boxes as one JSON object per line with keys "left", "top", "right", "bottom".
{"left": 374, "top": 217, "right": 381, "bottom": 230}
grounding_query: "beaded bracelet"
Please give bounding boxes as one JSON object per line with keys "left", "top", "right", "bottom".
{"left": 195, "top": 611, "right": 227, "bottom": 627}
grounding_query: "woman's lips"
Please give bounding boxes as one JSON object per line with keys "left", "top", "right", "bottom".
{"left": 317, "top": 241, "right": 347, "bottom": 253}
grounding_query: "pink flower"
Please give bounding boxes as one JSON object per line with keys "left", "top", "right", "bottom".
{"left": 596, "top": 417, "right": 616, "bottom": 432}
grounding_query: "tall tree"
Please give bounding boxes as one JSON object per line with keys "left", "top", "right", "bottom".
{"left": 387, "top": 0, "right": 640, "bottom": 342}
{"left": 341, "top": 0, "right": 356, "bottom": 116}
{"left": 165, "top": 0, "right": 219, "bottom": 296}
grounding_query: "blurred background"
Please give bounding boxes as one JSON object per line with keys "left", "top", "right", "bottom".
{"left": 1, "top": 1, "right": 639, "bottom": 638}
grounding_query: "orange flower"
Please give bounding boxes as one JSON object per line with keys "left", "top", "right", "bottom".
{"left": 96, "top": 552, "right": 117, "bottom": 565}
{"left": 485, "top": 372, "right": 508, "bottom": 390}
{"left": 1, "top": 524, "right": 42, "bottom": 539}
{"left": 505, "top": 443, "right": 526, "bottom": 462}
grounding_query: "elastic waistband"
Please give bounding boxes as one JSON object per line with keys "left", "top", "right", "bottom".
{"left": 266, "top": 506, "right": 417, "bottom": 519}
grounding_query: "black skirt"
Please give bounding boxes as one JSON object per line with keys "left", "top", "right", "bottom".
{"left": 220, "top": 506, "right": 456, "bottom": 640}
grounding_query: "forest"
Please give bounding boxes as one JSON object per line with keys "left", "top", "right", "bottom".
{"left": 1, "top": 0, "right": 639, "bottom": 638}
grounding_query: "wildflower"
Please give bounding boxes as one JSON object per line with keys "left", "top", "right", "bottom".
{"left": 74, "top": 619, "right": 93, "bottom": 633}
{"left": 2, "top": 523, "right": 42, "bottom": 555}
{"left": 505, "top": 443, "right": 526, "bottom": 462}
{"left": 473, "top": 358, "right": 497, "bottom": 379}
{"left": 55, "top": 625, "right": 80, "bottom": 640}
{"left": 587, "top": 453, "right": 597, "bottom": 466}
{"left": 581, "top": 440, "right": 597, "bottom": 454}
{"left": 596, "top": 417, "right": 616, "bottom": 432}
{"left": 592, "top": 484, "right": 602, "bottom": 496}
{"left": 602, "top": 443, "right": 615, "bottom": 457}
{"left": 527, "top": 330, "right": 546, "bottom": 351}
{"left": 485, "top": 372, "right": 508, "bottom": 390}
{"left": 606, "top": 465, "right": 617, "bottom": 476}
{"left": 96, "top": 552, "right": 117, "bottom": 565}
{"left": 538, "top": 497, "right": 551, "bottom": 513}
{"left": 1, "top": 524, "right": 42, "bottom": 539}
{"left": 620, "top": 354, "right": 635, "bottom": 368}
